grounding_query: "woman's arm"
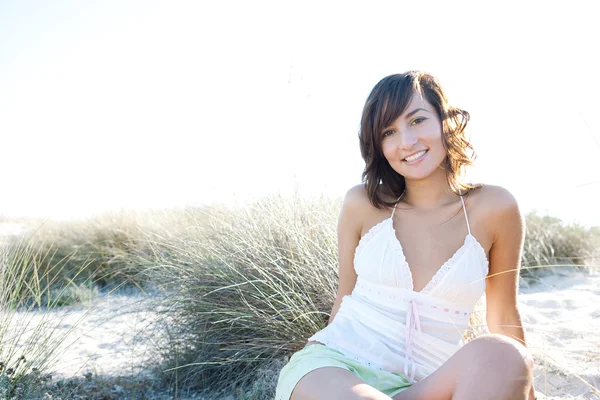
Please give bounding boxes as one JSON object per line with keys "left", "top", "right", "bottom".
{"left": 484, "top": 187, "right": 536, "bottom": 399}
{"left": 485, "top": 187, "right": 527, "bottom": 341}
{"left": 327, "top": 185, "right": 365, "bottom": 325}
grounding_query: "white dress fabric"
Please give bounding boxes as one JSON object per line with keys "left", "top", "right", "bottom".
{"left": 307, "top": 194, "right": 489, "bottom": 383}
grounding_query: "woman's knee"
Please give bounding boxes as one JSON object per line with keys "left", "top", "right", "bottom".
{"left": 467, "top": 334, "right": 534, "bottom": 374}
{"left": 392, "top": 334, "right": 534, "bottom": 400}
{"left": 447, "top": 334, "right": 535, "bottom": 399}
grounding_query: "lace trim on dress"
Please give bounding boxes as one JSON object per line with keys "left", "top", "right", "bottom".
{"left": 355, "top": 216, "right": 489, "bottom": 293}
{"left": 391, "top": 227, "right": 478, "bottom": 294}
{"left": 390, "top": 223, "right": 415, "bottom": 292}
{"left": 471, "top": 236, "right": 490, "bottom": 274}
{"left": 353, "top": 217, "right": 391, "bottom": 261}
{"left": 419, "top": 235, "right": 473, "bottom": 294}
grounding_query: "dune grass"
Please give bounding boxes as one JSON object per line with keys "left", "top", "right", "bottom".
{"left": 2, "top": 194, "right": 599, "bottom": 398}
{"left": 0, "top": 210, "right": 162, "bottom": 298}
{"left": 132, "top": 195, "right": 340, "bottom": 397}
{"left": 521, "top": 211, "right": 600, "bottom": 282}
{"left": 0, "top": 234, "right": 91, "bottom": 399}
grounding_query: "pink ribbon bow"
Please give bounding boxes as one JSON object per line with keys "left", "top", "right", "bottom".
{"left": 404, "top": 299, "right": 422, "bottom": 381}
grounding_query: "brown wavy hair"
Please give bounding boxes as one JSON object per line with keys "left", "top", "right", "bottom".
{"left": 359, "top": 71, "right": 479, "bottom": 209}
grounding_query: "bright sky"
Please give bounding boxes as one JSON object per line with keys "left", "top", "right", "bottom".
{"left": 1, "top": 1, "right": 599, "bottom": 226}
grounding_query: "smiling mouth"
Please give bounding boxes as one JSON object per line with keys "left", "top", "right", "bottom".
{"left": 403, "top": 150, "right": 428, "bottom": 162}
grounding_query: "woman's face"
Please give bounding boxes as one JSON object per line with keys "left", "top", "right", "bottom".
{"left": 380, "top": 92, "right": 446, "bottom": 181}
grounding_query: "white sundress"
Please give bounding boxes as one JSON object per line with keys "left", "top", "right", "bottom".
{"left": 308, "top": 193, "right": 490, "bottom": 383}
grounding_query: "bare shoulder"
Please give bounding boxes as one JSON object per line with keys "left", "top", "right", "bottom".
{"left": 343, "top": 184, "right": 372, "bottom": 207}
{"left": 341, "top": 184, "right": 396, "bottom": 238}
{"left": 341, "top": 184, "right": 373, "bottom": 224}
{"left": 467, "top": 184, "right": 523, "bottom": 242}
{"left": 468, "top": 184, "right": 520, "bottom": 214}
{"left": 342, "top": 184, "right": 393, "bottom": 215}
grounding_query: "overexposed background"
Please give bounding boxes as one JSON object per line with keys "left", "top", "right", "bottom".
{"left": 1, "top": 0, "right": 599, "bottom": 225}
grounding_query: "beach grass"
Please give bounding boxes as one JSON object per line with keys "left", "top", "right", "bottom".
{"left": 1, "top": 194, "right": 598, "bottom": 398}
{"left": 0, "top": 234, "right": 91, "bottom": 399}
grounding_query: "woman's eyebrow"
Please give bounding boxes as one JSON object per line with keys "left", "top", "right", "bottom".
{"left": 382, "top": 108, "right": 432, "bottom": 131}
{"left": 404, "top": 108, "right": 430, "bottom": 118}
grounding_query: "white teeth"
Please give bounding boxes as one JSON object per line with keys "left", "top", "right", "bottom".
{"left": 404, "top": 150, "right": 426, "bottom": 162}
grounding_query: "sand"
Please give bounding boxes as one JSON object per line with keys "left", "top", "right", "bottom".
{"left": 519, "top": 271, "right": 600, "bottom": 399}
{"left": 2, "top": 291, "right": 161, "bottom": 379}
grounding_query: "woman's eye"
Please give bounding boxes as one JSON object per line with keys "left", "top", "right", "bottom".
{"left": 411, "top": 117, "right": 426, "bottom": 126}
{"left": 382, "top": 130, "right": 393, "bottom": 137}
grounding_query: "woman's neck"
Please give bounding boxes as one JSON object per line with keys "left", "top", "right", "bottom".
{"left": 402, "top": 169, "right": 459, "bottom": 210}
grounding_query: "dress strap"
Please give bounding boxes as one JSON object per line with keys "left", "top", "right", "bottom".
{"left": 459, "top": 189, "right": 472, "bottom": 235}
{"left": 390, "top": 190, "right": 405, "bottom": 218}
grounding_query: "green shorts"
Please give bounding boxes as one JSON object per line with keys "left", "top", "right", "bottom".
{"left": 274, "top": 344, "right": 412, "bottom": 400}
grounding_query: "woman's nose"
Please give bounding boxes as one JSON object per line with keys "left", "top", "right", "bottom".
{"left": 395, "top": 129, "right": 419, "bottom": 149}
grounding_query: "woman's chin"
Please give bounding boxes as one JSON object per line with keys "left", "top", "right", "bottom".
{"left": 397, "top": 166, "right": 442, "bottom": 181}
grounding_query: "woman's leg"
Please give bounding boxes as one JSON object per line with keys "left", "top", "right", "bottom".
{"left": 392, "top": 334, "right": 534, "bottom": 400}
{"left": 291, "top": 366, "right": 394, "bottom": 400}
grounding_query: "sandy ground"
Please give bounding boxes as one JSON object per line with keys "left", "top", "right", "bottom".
{"left": 0, "top": 222, "right": 162, "bottom": 377}
{"left": 51, "top": 293, "right": 161, "bottom": 378}
{"left": 519, "top": 271, "right": 600, "bottom": 399}
{"left": 3, "top": 291, "right": 161, "bottom": 379}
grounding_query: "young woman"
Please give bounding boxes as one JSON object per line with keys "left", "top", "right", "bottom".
{"left": 275, "top": 71, "right": 536, "bottom": 400}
